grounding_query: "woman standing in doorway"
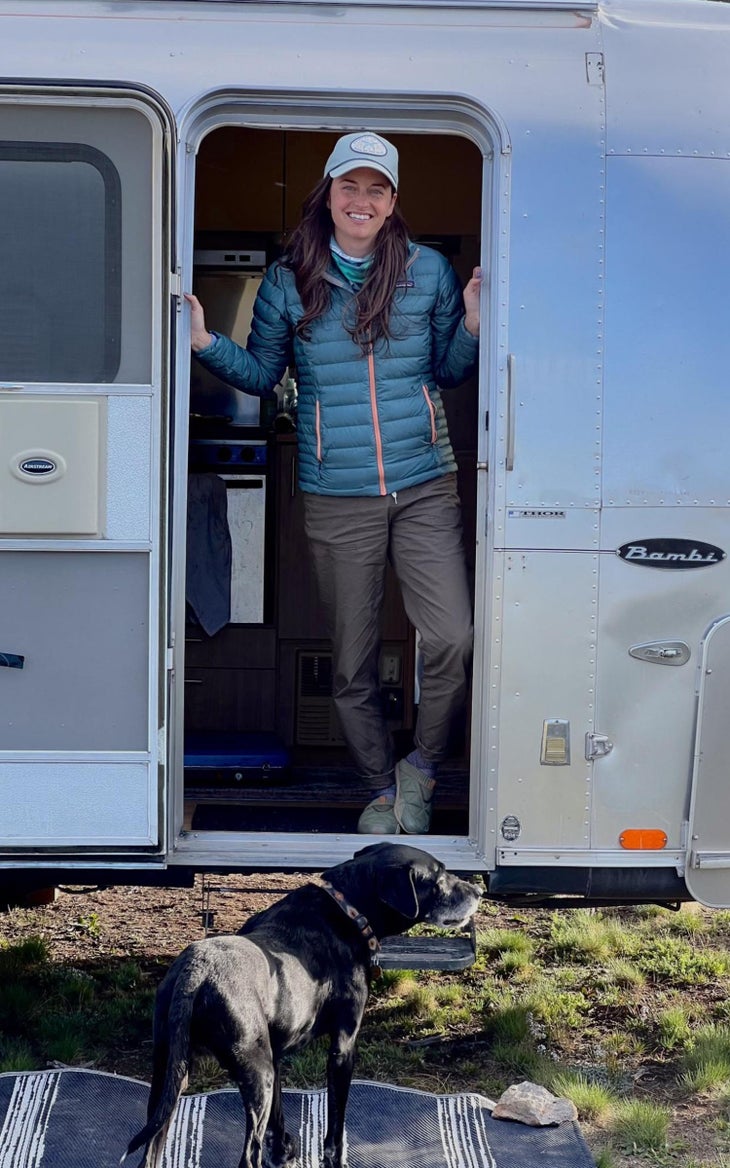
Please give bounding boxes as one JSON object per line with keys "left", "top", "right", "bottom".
{"left": 186, "top": 130, "right": 481, "bottom": 834}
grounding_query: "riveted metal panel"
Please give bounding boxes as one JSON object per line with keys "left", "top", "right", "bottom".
{"left": 601, "top": 0, "right": 730, "bottom": 160}
{"left": 602, "top": 157, "right": 730, "bottom": 510}
{"left": 685, "top": 617, "right": 730, "bottom": 907}
{"left": 590, "top": 510, "right": 730, "bottom": 855}
{"left": 490, "top": 551, "right": 597, "bottom": 854}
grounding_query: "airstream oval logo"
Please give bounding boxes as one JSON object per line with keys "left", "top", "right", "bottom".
{"left": 500, "top": 815, "right": 521, "bottom": 842}
{"left": 617, "top": 538, "right": 726, "bottom": 569}
{"left": 19, "top": 457, "right": 57, "bottom": 476}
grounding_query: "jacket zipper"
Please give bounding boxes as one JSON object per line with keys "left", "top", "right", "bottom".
{"left": 367, "top": 344, "right": 387, "bottom": 496}
{"left": 315, "top": 400, "right": 322, "bottom": 462}
{"left": 422, "top": 385, "right": 437, "bottom": 444}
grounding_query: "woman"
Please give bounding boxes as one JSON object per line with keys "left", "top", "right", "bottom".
{"left": 186, "top": 130, "right": 481, "bottom": 834}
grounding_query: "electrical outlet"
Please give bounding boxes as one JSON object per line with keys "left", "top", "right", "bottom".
{"left": 380, "top": 653, "right": 401, "bottom": 684}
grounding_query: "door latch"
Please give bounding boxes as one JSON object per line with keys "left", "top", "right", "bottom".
{"left": 628, "top": 641, "right": 691, "bottom": 667}
{"left": 585, "top": 52, "right": 605, "bottom": 86}
{"left": 585, "top": 732, "right": 613, "bottom": 761}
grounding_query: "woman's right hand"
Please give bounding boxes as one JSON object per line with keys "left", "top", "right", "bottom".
{"left": 184, "top": 293, "right": 214, "bottom": 352}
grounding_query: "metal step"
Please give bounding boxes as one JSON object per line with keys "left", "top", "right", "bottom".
{"left": 379, "top": 928, "right": 476, "bottom": 971}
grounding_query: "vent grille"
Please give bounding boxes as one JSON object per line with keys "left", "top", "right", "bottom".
{"left": 295, "top": 651, "right": 344, "bottom": 745}
{"left": 299, "top": 653, "right": 334, "bottom": 699}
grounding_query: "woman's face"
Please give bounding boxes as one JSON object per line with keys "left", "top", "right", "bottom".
{"left": 327, "top": 168, "right": 397, "bottom": 257}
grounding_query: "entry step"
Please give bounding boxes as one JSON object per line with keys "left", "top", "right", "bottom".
{"left": 379, "top": 930, "right": 477, "bottom": 971}
{"left": 186, "top": 764, "right": 468, "bottom": 810}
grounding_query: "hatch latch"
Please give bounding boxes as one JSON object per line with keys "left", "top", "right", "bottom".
{"left": 628, "top": 641, "right": 691, "bottom": 667}
{"left": 585, "top": 732, "right": 614, "bottom": 761}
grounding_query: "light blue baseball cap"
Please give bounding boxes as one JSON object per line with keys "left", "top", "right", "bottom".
{"left": 324, "top": 131, "right": 399, "bottom": 190}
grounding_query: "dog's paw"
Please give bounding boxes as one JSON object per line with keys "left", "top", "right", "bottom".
{"left": 281, "top": 1131, "right": 300, "bottom": 1164}
{"left": 321, "top": 1149, "right": 347, "bottom": 1168}
{"left": 263, "top": 1129, "right": 300, "bottom": 1168}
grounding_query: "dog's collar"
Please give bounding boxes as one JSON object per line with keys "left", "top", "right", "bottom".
{"left": 320, "top": 880, "right": 382, "bottom": 971}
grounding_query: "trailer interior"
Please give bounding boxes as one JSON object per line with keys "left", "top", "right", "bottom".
{"left": 181, "top": 127, "right": 482, "bottom": 841}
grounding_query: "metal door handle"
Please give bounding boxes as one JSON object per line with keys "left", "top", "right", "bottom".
{"left": 629, "top": 641, "right": 691, "bottom": 667}
{"left": 506, "top": 354, "right": 516, "bottom": 471}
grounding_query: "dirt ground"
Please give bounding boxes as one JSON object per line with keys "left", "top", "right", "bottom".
{"left": 17, "top": 873, "right": 307, "bottom": 964}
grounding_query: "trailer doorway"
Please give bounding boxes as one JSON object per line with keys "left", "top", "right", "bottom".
{"left": 176, "top": 122, "right": 485, "bottom": 861}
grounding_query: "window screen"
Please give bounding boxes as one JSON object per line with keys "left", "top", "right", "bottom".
{"left": 0, "top": 143, "right": 121, "bottom": 383}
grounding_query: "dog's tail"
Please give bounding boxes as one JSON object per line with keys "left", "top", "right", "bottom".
{"left": 121, "top": 967, "right": 203, "bottom": 1167}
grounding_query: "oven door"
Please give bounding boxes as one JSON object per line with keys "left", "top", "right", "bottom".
{"left": 221, "top": 473, "right": 267, "bottom": 624}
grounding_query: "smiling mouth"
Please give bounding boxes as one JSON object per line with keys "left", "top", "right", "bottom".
{"left": 348, "top": 213, "right": 371, "bottom": 221}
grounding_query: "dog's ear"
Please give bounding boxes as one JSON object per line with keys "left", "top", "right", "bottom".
{"left": 353, "top": 843, "right": 384, "bottom": 860}
{"left": 377, "top": 864, "right": 421, "bottom": 919}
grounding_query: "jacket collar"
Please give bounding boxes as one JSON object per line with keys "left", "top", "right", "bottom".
{"left": 323, "top": 242, "right": 420, "bottom": 291}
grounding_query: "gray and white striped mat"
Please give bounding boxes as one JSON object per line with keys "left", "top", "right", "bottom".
{"left": 0, "top": 1070, "right": 593, "bottom": 1168}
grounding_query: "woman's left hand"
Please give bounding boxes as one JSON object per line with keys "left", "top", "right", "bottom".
{"left": 463, "top": 267, "right": 482, "bottom": 337}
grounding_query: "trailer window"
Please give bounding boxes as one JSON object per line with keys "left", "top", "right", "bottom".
{"left": 0, "top": 143, "right": 121, "bottom": 383}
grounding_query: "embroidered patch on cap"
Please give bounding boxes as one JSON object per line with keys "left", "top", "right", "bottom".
{"left": 350, "top": 133, "right": 388, "bottom": 157}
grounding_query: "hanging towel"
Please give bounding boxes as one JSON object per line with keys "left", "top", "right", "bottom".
{"left": 186, "top": 473, "right": 232, "bottom": 636}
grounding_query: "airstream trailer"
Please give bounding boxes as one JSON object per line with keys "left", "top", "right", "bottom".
{"left": 1, "top": 0, "right": 729, "bottom": 910}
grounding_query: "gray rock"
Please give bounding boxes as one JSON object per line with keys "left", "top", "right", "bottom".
{"left": 491, "top": 1081, "right": 578, "bottom": 1126}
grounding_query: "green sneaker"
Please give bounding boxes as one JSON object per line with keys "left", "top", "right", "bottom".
{"left": 394, "top": 760, "right": 435, "bottom": 834}
{"left": 357, "top": 794, "right": 400, "bottom": 834}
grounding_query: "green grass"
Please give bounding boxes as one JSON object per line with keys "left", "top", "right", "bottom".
{"left": 592, "top": 1150, "right": 615, "bottom": 1168}
{"left": 609, "top": 1098, "right": 670, "bottom": 1153}
{"left": 7, "top": 890, "right": 730, "bottom": 1163}
{"left": 680, "top": 1025, "right": 730, "bottom": 1093}
{"left": 656, "top": 1004, "right": 693, "bottom": 1052}
{"left": 636, "top": 935, "right": 730, "bottom": 985}
{"left": 548, "top": 1071, "right": 616, "bottom": 1121}
{"left": 0, "top": 937, "right": 155, "bottom": 1072}
{"left": 0, "top": 1036, "right": 36, "bottom": 1073}
{"left": 601, "top": 1030, "right": 646, "bottom": 1075}
{"left": 548, "top": 911, "right": 629, "bottom": 964}
{"left": 602, "top": 957, "right": 646, "bottom": 990}
{"left": 478, "top": 927, "right": 535, "bottom": 960}
{"left": 524, "top": 981, "right": 589, "bottom": 1037}
{"left": 0, "top": 936, "right": 50, "bottom": 974}
{"left": 658, "top": 904, "right": 709, "bottom": 937}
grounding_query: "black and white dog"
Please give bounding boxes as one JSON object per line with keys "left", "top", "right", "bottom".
{"left": 123, "top": 843, "right": 481, "bottom": 1168}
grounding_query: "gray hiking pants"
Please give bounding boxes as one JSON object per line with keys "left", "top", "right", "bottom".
{"left": 303, "top": 473, "right": 473, "bottom": 787}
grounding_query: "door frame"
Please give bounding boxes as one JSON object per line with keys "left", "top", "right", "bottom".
{"left": 168, "top": 90, "right": 508, "bottom": 872}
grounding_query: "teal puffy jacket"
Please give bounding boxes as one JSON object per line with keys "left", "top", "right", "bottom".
{"left": 195, "top": 243, "right": 479, "bottom": 497}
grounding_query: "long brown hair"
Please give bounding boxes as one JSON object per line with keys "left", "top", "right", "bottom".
{"left": 282, "top": 176, "right": 411, "bottom": 352}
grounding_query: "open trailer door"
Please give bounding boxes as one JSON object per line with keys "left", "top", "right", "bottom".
{"left": 0, "top": 86, "right": 172, "bottom": 860}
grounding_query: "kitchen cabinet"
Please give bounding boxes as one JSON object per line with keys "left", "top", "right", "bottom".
{"left": 183, "top": 626, "right": 277, "bottom": 733}
{"left": 184, "top": 666, "right": 277, "bottom": 733}
{"left": 195, "top": 127, "right": 285, "bottom": 233}
{"left": 195, "top": 128, "right": 482, "bottom": 237}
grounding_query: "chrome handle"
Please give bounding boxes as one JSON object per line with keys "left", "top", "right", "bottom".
{"left": 628, "top": 641, "right": 691, "bottom": 667}
{"left": 506, "top": 353, "right": 516, "bottom": 471}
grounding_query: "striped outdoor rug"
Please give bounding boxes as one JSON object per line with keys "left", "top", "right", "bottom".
{"left": 0, "top": 1069, "right": 594, "bottom": 1168}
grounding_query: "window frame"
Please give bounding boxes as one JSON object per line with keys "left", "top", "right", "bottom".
{"left": 0, "top": 140, "right": 123, "bottom": 383}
